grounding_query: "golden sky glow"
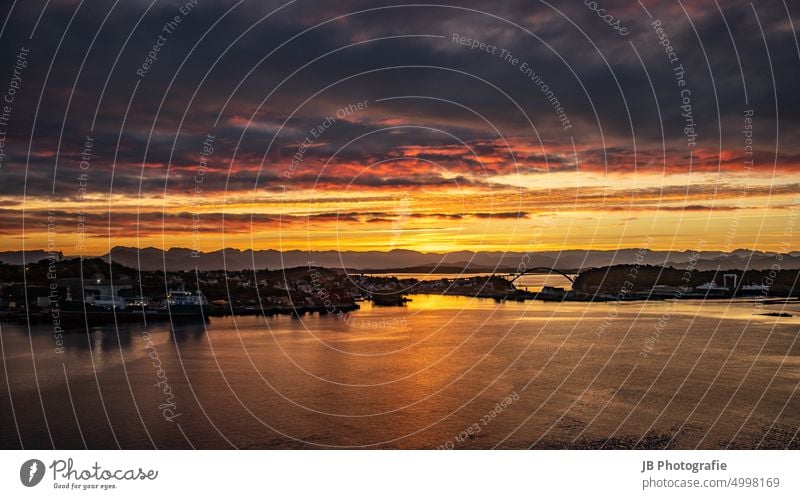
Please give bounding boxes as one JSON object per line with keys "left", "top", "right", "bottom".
{"left": 7, "top": 166, "right": 798, "bottom": 255}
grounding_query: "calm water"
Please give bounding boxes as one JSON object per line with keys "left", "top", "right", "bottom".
{"left": 1, "top": 295, "right": 799, "bottom": 449}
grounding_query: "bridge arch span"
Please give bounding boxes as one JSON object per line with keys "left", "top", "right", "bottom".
{"left": 500, "top": 267, "right": 575, "bottom": 283}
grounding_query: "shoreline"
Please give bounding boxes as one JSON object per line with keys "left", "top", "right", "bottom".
{"left": 2, "top": 294, "right": 795, "bottom": 331}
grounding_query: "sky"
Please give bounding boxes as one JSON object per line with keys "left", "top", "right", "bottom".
{"left": 0, "top": 0, "right": 798, "bottom": 255}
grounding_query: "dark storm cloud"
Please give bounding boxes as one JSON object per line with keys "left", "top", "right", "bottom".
{"left": 0, "top": 0, "right": 797, "bottom": 202}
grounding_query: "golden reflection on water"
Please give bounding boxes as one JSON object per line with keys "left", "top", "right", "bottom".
{"left": 3, "top": 294, "right": 799, "bottom": 449}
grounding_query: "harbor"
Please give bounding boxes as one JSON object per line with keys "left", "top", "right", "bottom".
{"left": 2, "top": 257, "right": 798, "bottom": 330}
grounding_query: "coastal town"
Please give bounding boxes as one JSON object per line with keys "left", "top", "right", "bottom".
{"left": 0, "top": 254, "right": 798, "bottom": 329}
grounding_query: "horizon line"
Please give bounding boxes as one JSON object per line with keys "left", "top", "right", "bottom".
{"left": 1, "top": 246, "right": 793, "bottom": 256}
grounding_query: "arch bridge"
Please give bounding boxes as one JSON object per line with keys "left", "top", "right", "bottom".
{"left": 495, "top": 267, "right": 576, "bottom": 284}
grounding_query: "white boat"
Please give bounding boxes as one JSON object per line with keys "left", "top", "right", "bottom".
{"left": 167, "top": 288, "right": 208, "bottom": 306}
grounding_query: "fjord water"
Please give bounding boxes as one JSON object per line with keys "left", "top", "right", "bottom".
{"left": 2, "top": 294, "right": 799, "bottom": 449}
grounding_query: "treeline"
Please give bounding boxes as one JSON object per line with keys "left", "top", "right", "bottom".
{"left": 0, "top": 257, "right": 136, "bottom": 283}
{"left": 572, "top": 265, "right": 799, "bottom": 296}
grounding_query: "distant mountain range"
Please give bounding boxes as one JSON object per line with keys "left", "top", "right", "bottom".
{"left": 2, "top": 247, "right": 799, "bottom": 272}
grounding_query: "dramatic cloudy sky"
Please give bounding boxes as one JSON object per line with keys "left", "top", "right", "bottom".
{"left": 0, "top": 0, "right": 798, "bottom": 254}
